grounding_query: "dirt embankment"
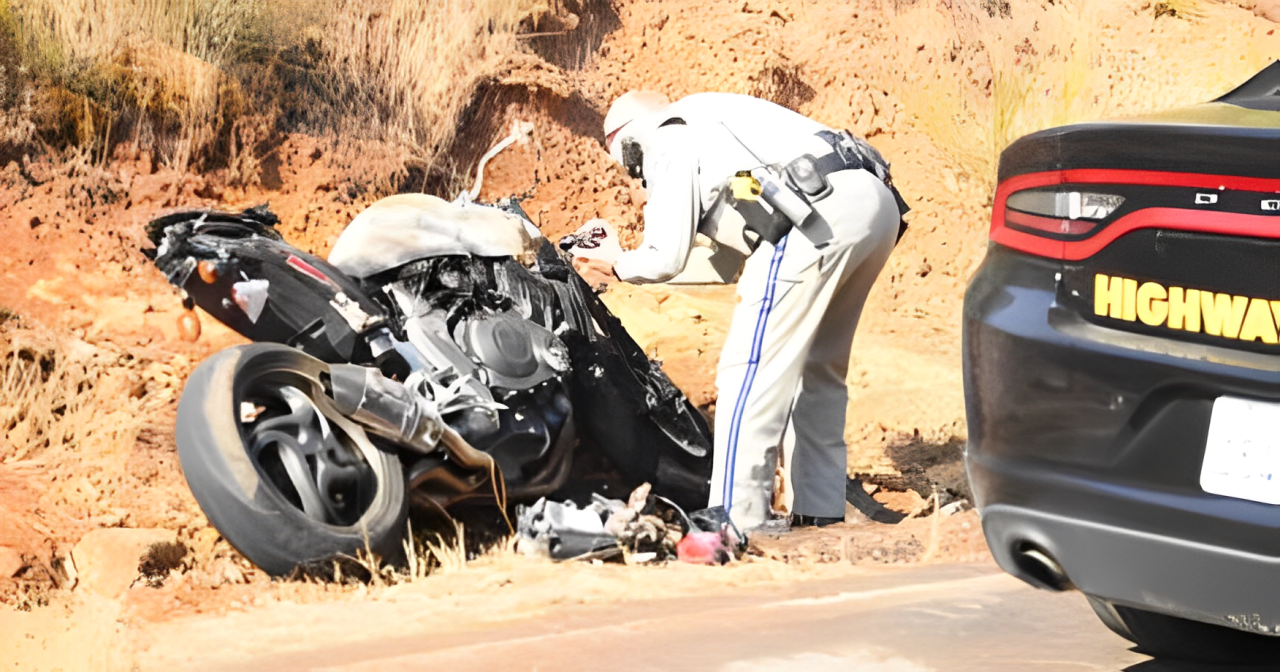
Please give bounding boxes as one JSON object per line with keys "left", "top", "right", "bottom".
{"left": 0, "top": 135, "right": 398, "bottom": 610}
{"left": 2, "top": 0, "right": 1280, "bottom": 669}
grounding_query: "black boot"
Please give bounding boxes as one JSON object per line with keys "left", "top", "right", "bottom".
{"left": 789, "top": 514, "right": 843, "bottom": 528}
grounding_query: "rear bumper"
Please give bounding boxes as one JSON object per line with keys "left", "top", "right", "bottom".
{"left": 980, "top": 503, "right": 1280, "bottom": 634}
{"left": 964, "top": 243, "right": 1280, "bottom": 635}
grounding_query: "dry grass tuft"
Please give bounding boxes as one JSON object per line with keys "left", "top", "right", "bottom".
{"left": 309, "top": 0, "right": 546, "bottom": 168}
{"left": 420, "top": 519, "right": 471, "bottom": 575}
{"left": 886, "top": 0, "right": 1280, "bottom": 192}
{"left": 342, "top": 519, "right": 514, "bottom": 587}
{"left": 2, "top": 0, "right": 261, "bottom": 168}
{"left": 0, "top": 0, "right": 549, "bottom": 184}
{"left": 0, "top": 332, "right": 146, "bottom": 463}
{"left": 10, "top": 0, "right": 258, "bottom": 67}
{"left": 139, "top": 540, "right": 189, "bottom": 583}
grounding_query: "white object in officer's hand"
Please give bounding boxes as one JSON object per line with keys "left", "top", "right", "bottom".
{"left": 560, "top": 219, "right": 624, "bottom": 265}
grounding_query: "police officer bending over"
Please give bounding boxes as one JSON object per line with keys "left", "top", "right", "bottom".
{"left": 576, "top": 90, "right": 908, "bottom": 531}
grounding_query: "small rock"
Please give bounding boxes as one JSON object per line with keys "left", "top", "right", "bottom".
{"left": 943, "top": 171, "right": 959, "bottom": 194}
{"left": 71, "top": 528, "right": 175, "bottom": 598}
{"left": 208, "top": 557, "right": 246, "bottom": 586}
{"left": 940, "top": 499, "right": 971, "bottom": 516}
{"left": 0, "top": 546, "right": 26, "bottom": 578}
{"left": 88, "top": 514, "right": 122, "bottom": 528}
{"left": 62, "top": 337, "right": 102, "bottom": 363}
{"left": 190, "top": 526, "right": 221, "bottom": 561}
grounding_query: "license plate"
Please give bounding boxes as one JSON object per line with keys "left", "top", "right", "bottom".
{"left": 1200, "top": 396, "right": 1280, "bottom": 505}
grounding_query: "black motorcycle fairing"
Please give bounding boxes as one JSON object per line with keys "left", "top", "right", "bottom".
{"left": 146, "top": 208, "right": 388, "bottom": 363}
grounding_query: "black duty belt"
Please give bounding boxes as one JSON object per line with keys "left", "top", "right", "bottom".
{"left": 807, "top": 130, "right": 911, "bottom": 240}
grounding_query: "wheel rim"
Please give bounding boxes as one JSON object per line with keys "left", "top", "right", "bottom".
{"left": 241, "top": 382, "right": 378, "bottom": 527}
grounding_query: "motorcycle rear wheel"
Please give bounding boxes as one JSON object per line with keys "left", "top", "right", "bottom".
{"left": 176, "top": 344, "right": 407, "bottom": 577}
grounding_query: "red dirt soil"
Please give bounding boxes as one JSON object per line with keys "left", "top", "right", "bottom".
{"left": 3, "top": 0, "right": 1279, "bottom": 667}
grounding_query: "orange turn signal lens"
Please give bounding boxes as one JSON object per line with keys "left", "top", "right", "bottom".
{"left": 197, "top": 260, "right": 219, "bottom": 283}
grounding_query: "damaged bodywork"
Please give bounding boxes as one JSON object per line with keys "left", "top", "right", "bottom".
{"left": 145, "top": 199, "right": 713, "bottom": 576}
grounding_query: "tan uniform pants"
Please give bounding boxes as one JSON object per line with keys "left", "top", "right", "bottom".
{"left": 708, "top": 169, "right": 899, "bottom": 530}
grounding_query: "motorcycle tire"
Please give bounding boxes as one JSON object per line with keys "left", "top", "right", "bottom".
{"left": 175, "top": 343, "right": 408, "bottom": 577}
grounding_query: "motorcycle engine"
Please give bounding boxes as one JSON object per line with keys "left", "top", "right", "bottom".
{"left": 453, "top": 314, "right": 570, "bottom": 391}
{"left": 452, "top": 313, "right": 574, "bottom": 478}
{"left": 386, "top": 282, "right": 574, "bottom": 482}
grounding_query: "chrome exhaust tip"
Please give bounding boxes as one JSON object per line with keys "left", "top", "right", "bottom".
{"left": 1013, "top": 541, "right": 1073, "bottom": 592}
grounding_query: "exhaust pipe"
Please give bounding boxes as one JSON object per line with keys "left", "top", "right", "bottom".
{"left": 1012, "top": 542, "right": 1073, "bottom": 592}
{"left": 328, "top": 363, "right": 445, "bottom": 451}
{"left": 329, "top": 364, "right": 511, "bottom": 523}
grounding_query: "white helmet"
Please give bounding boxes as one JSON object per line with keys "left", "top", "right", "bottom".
{"left": 603, "top": 90, "right": 669, "bottom": 154}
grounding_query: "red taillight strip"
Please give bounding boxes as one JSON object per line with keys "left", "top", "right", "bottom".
{"left": 992, "top": 169, "right": 1280, "bottom": 260}
{"left": 1004, "top": 210, "right": 1099, "bottom": 237}
{"left": 1057, "top": 208, "right": 1280, "bottom": 260}
{"left": 287, "top": 254, "right": 337, "bottom": 287}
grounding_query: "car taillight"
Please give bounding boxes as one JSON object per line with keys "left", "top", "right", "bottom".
{"left": 1004, "top": 189, "right": 1124, "bottom": 238}
{"left": 991, "top": 169, "right": 1280, "bottom": 261}
{"left": 991, "top": 180, "right": 1129, "bottom": 259}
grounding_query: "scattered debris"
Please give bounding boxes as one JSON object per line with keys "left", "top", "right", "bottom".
{"left": 516, "top": 483, "right": 744, "bottom": 564}
{"left": 516, "top": 478, "right": 954, "bottom": 567}
{"left": 676, "top": 532, "right": 730, "bottom": 565}
{"left": 515, "top": 496, "right": 619, "bottom": 560}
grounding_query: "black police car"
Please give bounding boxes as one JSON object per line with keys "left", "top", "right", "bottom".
{"left": 964, "top": 63, "right": 1280, "bottom": 663}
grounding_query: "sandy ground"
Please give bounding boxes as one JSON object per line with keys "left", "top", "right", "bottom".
{"left": 1, "top": 508, "right": 990, "bottom": 670}
{"left": 141, "top": 566, "right": 1152, "bottom": 672}
{"left": 3, "top": 0, "right": 1280, "bottom": 669}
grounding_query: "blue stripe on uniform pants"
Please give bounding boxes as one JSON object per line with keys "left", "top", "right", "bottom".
{"left": 721, "top": 234, "right": 790, "bottom": 512}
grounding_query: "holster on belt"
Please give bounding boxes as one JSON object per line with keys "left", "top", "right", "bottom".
{"left": 809, "top": 130, "right": 912, "bottom": 242}
{"left": 720, "top": 131, "right": 912, "bottom": 251}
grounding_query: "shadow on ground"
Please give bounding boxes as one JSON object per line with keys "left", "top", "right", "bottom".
{"left": 1126, "top": 657, "right": 1280, "bottom": 672}
{"left": 854, "top": 432, "right": 971, "bottom": 514}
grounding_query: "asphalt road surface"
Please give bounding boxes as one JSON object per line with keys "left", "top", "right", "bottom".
{"left": 184, "top": 562, "right": 1258, "bottom": 672}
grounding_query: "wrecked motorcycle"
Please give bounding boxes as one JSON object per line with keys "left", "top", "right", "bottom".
{"left": 144, "top": 196, "right": 712, "bottom": 575}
